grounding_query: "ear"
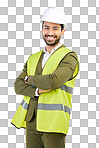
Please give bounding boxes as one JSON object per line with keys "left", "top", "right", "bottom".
{"left": 61, "top": 29, "right": 65, "bottom": 36}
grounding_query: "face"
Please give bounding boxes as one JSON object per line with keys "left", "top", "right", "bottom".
{"left": 42, "top": 21, "right": 65, "bottom": 46}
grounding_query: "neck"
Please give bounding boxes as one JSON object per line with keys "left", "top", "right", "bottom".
{"left": 45, "top": 42, "right": 60, "bottom": 53}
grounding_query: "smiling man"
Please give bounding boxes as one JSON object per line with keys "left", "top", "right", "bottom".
{"left": 12, "top": 7, "right": 79, "bottom": 148}
{"left": 42, "top": 21, "right": 65, "bottom": 48}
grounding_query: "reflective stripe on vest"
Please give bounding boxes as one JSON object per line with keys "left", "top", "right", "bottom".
{"left": 59, "top": 85, "right": 73, "bottom": 94}
{"left": 20, "top": 100, "right": 29, "bottom": 110}
{"left": 19, "top": 84, "right": 73, "bottom": 111}
{"left": 38, "top": 103, "right": 71, "bottom": 114}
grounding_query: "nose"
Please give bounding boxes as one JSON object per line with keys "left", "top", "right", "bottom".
{"left": 47, "top": 29, "right": 54, "bottom": 36}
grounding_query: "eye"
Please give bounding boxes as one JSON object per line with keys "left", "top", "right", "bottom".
{"left": 53, "top": 28, "right": 58, "bottom": 30}
{"left": 45, "top": 27, "right": 49, "bottom": 30}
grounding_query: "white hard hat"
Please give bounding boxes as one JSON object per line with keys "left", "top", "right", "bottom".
{"left": 41, "top": 7, "right": 67, "bottom": 28}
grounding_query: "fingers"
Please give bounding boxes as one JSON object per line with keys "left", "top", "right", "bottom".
{"left": 24, "top": 75, "right": 31, "bottom": 84}
{"left": 24, "top": 80, "right": 28, "bottom": 84}
{"left": 38, "top": 89, "right": 52, "bottom": 94}
{"left": 27, "top": 75, "right": 31, "bottom": 81}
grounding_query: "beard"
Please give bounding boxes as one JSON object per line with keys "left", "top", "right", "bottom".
{"left": 43, "top": 35, "right": 61, "bottom": 46}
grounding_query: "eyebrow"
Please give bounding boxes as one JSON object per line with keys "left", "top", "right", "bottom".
{"left": 53, "top": 26, "right": 59, "bottom": 28}
{"left": 44, "top": 25, "right": 50, "bottom": 27}
{"left": 44, "top": 25, "right": 59, "bottom": 28}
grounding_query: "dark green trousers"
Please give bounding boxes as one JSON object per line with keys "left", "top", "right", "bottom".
{"left": 26, "top": 111, "right": 66, "bottom": 148}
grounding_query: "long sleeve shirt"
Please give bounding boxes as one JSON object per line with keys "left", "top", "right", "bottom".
{"left": 14, "top": 44, "right": 78, "bottom": 98}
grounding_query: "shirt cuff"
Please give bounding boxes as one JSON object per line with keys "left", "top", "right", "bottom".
{"left": 35, "top": 88, "right": 39, "bottom": 96}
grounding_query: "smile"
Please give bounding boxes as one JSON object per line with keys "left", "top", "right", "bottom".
{"left": 45, "top": 35, "right": 56, "bottom": 41}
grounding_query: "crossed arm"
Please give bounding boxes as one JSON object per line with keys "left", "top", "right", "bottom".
{"left": 24, "top": 76, "right": 52, "bottom": 94}
{"left": 14, "top": 52, "right": 78, "bottom": 98}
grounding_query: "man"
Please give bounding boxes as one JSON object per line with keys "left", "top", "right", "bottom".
{"left": 12, "top": 7, "right": 79, "bottom": 148}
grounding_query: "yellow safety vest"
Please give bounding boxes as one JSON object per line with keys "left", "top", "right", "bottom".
{"left": 11, "top": 47, "right": 79, "bottom": 135}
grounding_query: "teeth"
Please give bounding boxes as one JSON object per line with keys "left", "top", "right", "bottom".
{"left": 48, "top": 37, "right": 54, "bottom": 39}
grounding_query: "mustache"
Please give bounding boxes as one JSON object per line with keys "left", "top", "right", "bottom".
{"left": 45, "top": 35, "right": 57, "bottom": 38}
